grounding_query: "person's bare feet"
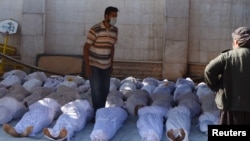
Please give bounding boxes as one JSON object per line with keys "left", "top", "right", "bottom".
{"left": 58, "top": 128, "right": 67, "bottom": 139}
{"left": 43, "top": 128, "right": 56, "bottom": 139}
{"left": 167, "top": 129, "right": 176, "bottom": 141}
{"left": 176, "top": 128, "right": 185, "bottom": 141}
{"left": 166, "top": 128, "right": 186, "bottom": 141}
{"left": 20, "top": 126, "right": 33, "bottom": 137}
{"left": 3, "top": 124, "right": 21, "bottom": 137}
{"left": 43, "top": 128, "right": 68, "bottom": 140}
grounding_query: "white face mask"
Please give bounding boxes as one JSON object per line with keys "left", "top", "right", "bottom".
{"left": 109, "top": 17, "right": 117, "bottom": 26}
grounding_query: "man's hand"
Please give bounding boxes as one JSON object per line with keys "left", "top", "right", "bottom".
{"left": 83, "top": 43, "right": 92, "bottom": 78}
{"left": 85, "top": 66, "right": 92, "bottom": 78}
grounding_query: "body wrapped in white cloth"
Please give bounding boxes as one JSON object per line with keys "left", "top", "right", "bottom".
{"left": 137, "top": 106, "right": 168, "bottom": 141}
{"left": 166, "top": 106, "right": 191, "bottom": 141}
{"left": 44, "top": 99, "right": 94, "bottom": 141}
{"left": 14, "top": 98, "right": 61, "bottom": 136}
{"left": 90, "top": 107, "right": 128, "bottom": 141}
{"left": 0, "top": 84, "right": 30, "bottom": 125}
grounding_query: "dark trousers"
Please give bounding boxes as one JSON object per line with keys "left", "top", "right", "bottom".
{"left": 220, "top": 110, "right": 250, "bottom": 124}
{"left": 89, "top": 66, "right": 111, "bottom": 114}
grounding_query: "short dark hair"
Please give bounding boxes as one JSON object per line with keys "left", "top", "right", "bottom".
{"left": 104, "top": 6, "right": 119, "bottom": 15}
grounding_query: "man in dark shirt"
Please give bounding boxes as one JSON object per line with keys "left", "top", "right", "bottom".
{"left": 204, "top": 27, "right": 250, "bottom": 124}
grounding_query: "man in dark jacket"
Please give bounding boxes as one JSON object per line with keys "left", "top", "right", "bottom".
{"left": 204, "top": 27, "right": 250, "bottom": 125}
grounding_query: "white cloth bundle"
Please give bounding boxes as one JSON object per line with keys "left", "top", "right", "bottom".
{"left": 120, "top": 76, "right": 143, "bottom": 89}
{"left": 166, "top": 106, "right": 191, "bottom": 141}
{"left": 22, "top": 87, "right": 54, "bottom": 106}
{"left": 175, "top": 77, "right": 195, "bottom": 90}
{"left": 110, "top": 77, "right": 121, "bottom": 91}
{"left": 110, "top": 81, "right": 118, "bottom": 91}
{"left": 199, "top": 111, "right": 220, "bottom": 134}
{"left": 125, "top": 90, "right": 150, "bottom": 115}
{"left": 46, "top": 85, "right": 81, "bottom": 106}
{"left": 14, "top": 98, "right": 61, "bottom": 136}
{"left": 142, "top": 77, "right": 159, "bottom": 87}
{"left": 137, "top": 106, "right": 167, "bottom": 141}
{"left": 196, "top": 82, "right": 218, "bottom": 112}
{"left": 153, "top": 83, "right": 175, "bottom": 96}
{"left": 6, "top": 84, "right": 30, "bottom": 102}
{"left": 174, "top": 78, "right": 195, "bottom": 101}
{"left": 141, "top": 84, "right": 156, "bottom": 96}
{"left": 150, "top": 93, "right": 174, "bottom": 111}
{"left": 2, "top": 70, "right": 27, "bottom": 82}
{"left": 57, "top": 79, "right": 78, "bottom": 89}
{"left": 176, "top": 92, "right": 201, "bottom": 118}
{"left": 0, "top": 87, "right": 9, "bottom": 98}
{"left": 24, "top": 71, "right": 47, "bottom": 82}
{"left": 105, "top": 90, "right": 125, "bottom": 108}
{"left": 64, "top": 75, "right": 85, "bottom": 86}
{"left": 90, "top": 107, "right": 128, "bottom": 141}
{"left": 196, "top": 82, "right": 220, "bottom": 133}
{"left": 77, "top": 83, "right": 90, "bottom": 93}
{"left": 140, "top": 77, "right": 160, "bottom": 95}
{"left": 43, "top": 77, "right": 63, "bottom": 91}
{"left": 0, "top": 74, "right": 22, "bottom": 87}
{"left": 0, "top": 97, "right": 27, "bottom": 124}
{"left": 22, "top": 78, "right": 43, "bottom": 93}
{"left": 45, "top": 99, "right": 94, "bottom": 141}
{"left": 119, "top": 82, "right": 137, "bottom": 99}
{"left": 195, "top": 82, "right": 215, "bottom": 100}
{"left": 1, "top": 84, "right": 30, "bottom": 121}
{"left": 0, "top": 70, "right": 27, "bottom": 87}
{"left": 199, "top": 93, "right": 219, "bottom": 113}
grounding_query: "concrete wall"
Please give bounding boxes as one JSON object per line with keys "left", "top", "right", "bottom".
{"left": 189, "top": 0, "right": 250, "bottom": 64}
{"left": 0, "top": 0, "right": 23, "bottom": 50}
{"left": 1, "top": 0, "right": 250, "bottom": 80}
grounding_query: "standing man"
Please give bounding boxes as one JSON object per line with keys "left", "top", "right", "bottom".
{"left": 204, "top": 27, "right": 250, "bottom": 125}
{"left": 83, "top": 6, "right": 119, "bottom": 114}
